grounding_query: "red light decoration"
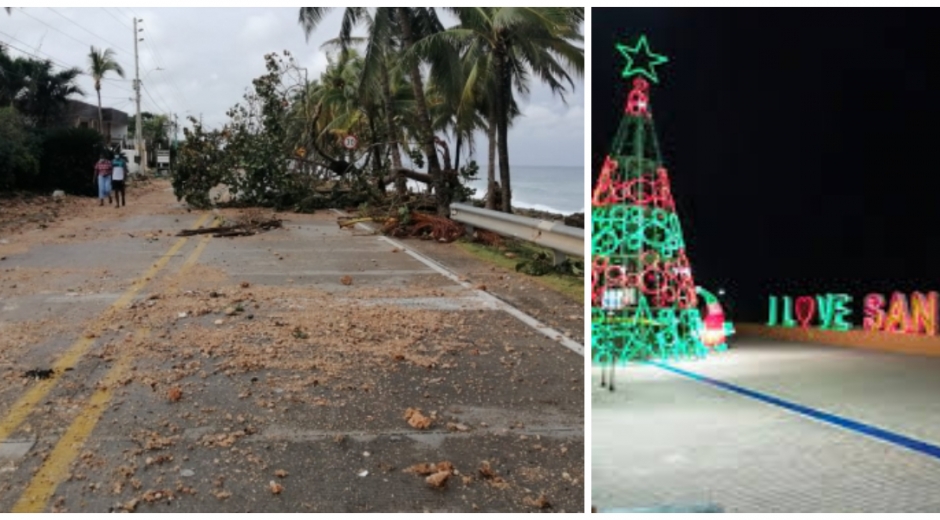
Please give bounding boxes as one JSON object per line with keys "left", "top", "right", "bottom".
{"left": 794, "top": 296, "right": 817, "bottom": 328}
{"left": 863, "top": 291, "right": 938, "bottom": 335}
{"left": 625, "top": 77, "right": 650, "bottom": 117}
{"left": 863, "top": 293, "right": 886, "bottom": 331}
{"left": 592, "top": 156, "right": 619, "bottom": 206}
{"left": 702, "top": 301, "right": 726, "bottom": 347}
{"left": 883, "top": 292, "right": 911, "bottom": 333}
{"left": 910, "top": 291, "right": 938, "bottom": 335}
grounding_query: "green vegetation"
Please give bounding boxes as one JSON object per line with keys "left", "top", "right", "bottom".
{"left": 0, "top": 43, "right": 105, "bottom": 194}
{"left": 456, "top": 240, "right": 584, "bottom": 304}
{"left": 0, "top": 107, "right": 40, "bottom": 190}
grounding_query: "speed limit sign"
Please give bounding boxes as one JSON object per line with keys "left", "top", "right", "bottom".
{"left": 342, "top": 135, "right": 358, "bottom": 150}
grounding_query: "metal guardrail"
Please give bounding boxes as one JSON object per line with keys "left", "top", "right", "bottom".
{"left": 449, "top": 203, "right": 584, "bottom": 264}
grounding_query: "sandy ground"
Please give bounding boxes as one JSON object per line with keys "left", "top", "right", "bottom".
{"left": 0, "top": 180, "right": 584, "bottom": 513}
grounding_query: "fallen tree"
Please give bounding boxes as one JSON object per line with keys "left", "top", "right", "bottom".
{"left": 177, "top": 218, "right": 282, "bottom": 238}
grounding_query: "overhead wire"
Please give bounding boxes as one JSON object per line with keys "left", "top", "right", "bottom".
{"left": 3, "top": 10, "right": 133, "bottom": 93}
{"left": 14, "top": 8, "right": 100, "bottom": 54}
{"left": 113, "top": 6, "right": 137, "bottom": 21}
{"left": 115, "top": 6, "right": 188, "bottom": 113}
{"left": 133, "top": 17, "right": 190, "bottom": 111}
{"left": 144, "top": 80, "right": 174, "bottom": 115}
{"left": 142, "top": 83, "right": 172, "bottom": 115}
{"left": 0, "top": 35, "right": 133, "bottom": 99}
{"left": 45, "top": 7, "right": 133, "bottom": 57}
{"left": 0, "top": 30, "right": 78, "bottom": 71}
{"left": 140, "top": 32, "right": 188, "bottom": 104}
{"left": 101, "top": 7, "right": 133, "bottom": 31}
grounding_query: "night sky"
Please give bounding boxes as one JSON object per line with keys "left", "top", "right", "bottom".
{"left": 593, "top": 8, "right": 940, "bottom": 322}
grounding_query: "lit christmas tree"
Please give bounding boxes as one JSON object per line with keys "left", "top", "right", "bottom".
{"left": 591, "top": 35, "right": 733, "bottom": 370}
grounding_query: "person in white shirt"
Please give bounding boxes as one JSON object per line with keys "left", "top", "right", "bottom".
{"left": 111, "top": 156, "right": 127, "bottom": 207}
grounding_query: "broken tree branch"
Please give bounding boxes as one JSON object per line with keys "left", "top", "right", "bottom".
{"left": 177, "top": 219, "right": 282, "bottom": 237}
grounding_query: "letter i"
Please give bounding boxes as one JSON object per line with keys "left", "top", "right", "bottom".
{"left": 767, "top": 295, "right": 779, "bottom": 326}
{"left": 782, "top": 296, "right": 796, "bottom": 327}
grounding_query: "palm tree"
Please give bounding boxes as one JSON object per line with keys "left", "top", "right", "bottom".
{"left": 299, "top": 7, "right": 458, "bottom": 214}
{"left": 87, "top": 46, "right": 124, "bottom": 142}
{"left": 418, "top": 8, "right": 584, "bottom": 212}
{"left": 143, "top": 113, "right": 170, "bottom": 150}
{"left": 300, "top": 9, "right": 400, "bottom": 184}
{"left": 6, "top": 56, "right": 83, "bottom": 127}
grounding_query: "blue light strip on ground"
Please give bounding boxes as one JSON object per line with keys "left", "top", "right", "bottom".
{"left": 649, "top": 361, "right": 940, "bottom": 461}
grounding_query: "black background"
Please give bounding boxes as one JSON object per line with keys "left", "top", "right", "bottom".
{"left": 593, "top": 8, "right": 940, "bottom": 322}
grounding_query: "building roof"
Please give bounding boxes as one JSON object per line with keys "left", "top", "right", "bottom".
{"left": 66, "top": 99, "right": 129, "bottom": 127}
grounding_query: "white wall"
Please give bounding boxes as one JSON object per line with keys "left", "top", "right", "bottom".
{"left": 121, "top": 149, "right": 141, "bottom": 175}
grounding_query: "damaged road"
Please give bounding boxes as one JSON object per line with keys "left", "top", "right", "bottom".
{"left": 0, "top": 180, "right": 584, "bottom": 513}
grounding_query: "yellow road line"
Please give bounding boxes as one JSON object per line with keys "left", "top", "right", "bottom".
{"left": 180, "top": 217, "right": 221, "bottom": 274}
{"left": 11, "top": 328, "right": 150, "bottom": 513}
{"left": 10, "top": 216, "right": 223, "bottom": 512}
{"left": 0, "top": 213, "right": 211, "bottom": 444}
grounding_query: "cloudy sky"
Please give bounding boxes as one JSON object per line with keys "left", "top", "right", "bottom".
{"left": 1, "top": 7, "right": 584, "bottom": 169}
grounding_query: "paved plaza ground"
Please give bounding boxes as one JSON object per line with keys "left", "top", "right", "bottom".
{"left": 593, "top": 337, "right": 940, "bottom": 513}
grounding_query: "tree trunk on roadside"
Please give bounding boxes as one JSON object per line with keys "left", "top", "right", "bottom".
{"left": 397, "top": 7, "right": 448, "bottom": 216}
{"left": 380, "top": 58, "right": 406, "bottom": 195}
{"left": 485, "top": 118, "right": 497, "bottom": 210}
{"left": 368, "top": 114, "right": 383, "bottom": 190}
{"left": 96, "top": 85, "right": 104, "bottom": 143}
{"left": 495, "top": 40, "right": 513, "bottom": 213}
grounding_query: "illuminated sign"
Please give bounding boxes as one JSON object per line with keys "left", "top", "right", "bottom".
{"left": 768, "top": 291, "right": 938, "bottom": 335}
{"left": 864, "top": 292, "right": 937, "bottom": 335}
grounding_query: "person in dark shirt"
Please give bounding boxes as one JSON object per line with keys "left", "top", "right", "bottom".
{"left": 111, "top": 155, "right": 127, "bottom": 207}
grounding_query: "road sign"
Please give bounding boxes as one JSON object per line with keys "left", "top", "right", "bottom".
{"left": 156, "top": 150, "right": 170, "bottom": 166}
{"left": 342, "top": 135, "right": 358, "bottom": 150}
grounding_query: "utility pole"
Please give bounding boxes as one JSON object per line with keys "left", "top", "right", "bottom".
{"left": 133, "top": 18, "right": 145, "bottom": 175}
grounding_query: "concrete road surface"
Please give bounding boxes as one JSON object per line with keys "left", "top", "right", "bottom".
{"left": 0, "top": 181, "right": 584, "bottom": 513}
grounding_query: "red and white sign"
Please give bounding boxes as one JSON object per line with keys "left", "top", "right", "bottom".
{"left": 342, "top": 135, "right": 358, "bottom": 150}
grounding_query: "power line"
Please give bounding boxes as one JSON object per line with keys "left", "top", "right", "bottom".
{"left": 0, "top": 31, "right": 78, "bottom": 71}
{"left": 101, "top": 7, "right": 132, "bottom": 31}
{"left": 0, "top": 34, "right": 133, "bottom": 95}
{"left": 113, "top": 7, "right": 134, "bottom": 18}
{"left": 142, "top": 83, "right": 171, "bottom": 115}
{"left": 117, "top": 6, "right": 188, "bottom": 112}
{"left": 13, "top": 8, "right": 134, "bottom": 88}
{"left": 144, "top": 79, "right": 174, "bottom": 114}
{"left": 46, "top": 7, "right": 132, "bottom": 57}
{"left": 133, "top": 21, "right": 190, "bottom": 111}
{"left": 103, "top": 82, "right": 133, "bottom": 93}
{"left": 15, "top": 8, "right": 99, "bottom": 54}
{"left": 142, "top": 40, "right": 189, "bottom": 110}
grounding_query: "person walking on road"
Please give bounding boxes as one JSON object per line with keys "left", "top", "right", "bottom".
{"left": 93, "top": 153, "right": 113, "bottom": 206}
{"left": 111, "top": 154, "right": 127, "bottom": 207}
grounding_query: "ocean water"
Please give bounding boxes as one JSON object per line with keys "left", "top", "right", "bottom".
{"left": 464, "top": 165, "right": 585, "bottom": 215}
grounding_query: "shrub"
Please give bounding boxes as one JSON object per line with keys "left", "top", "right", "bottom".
{"left": 35, "top": 127, "right": 105, "bottom": 196}
{"left": 0, "top": 107, "right": 40, "bottom": 190}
